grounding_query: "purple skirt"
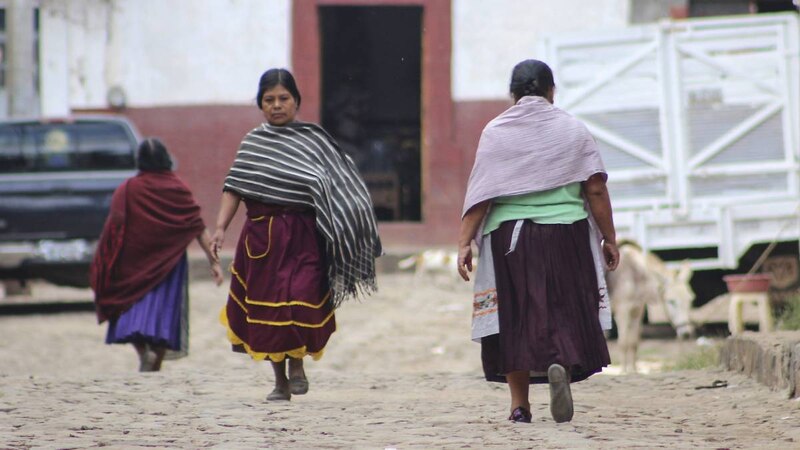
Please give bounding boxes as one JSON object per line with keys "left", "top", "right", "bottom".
{"left": 106, "top": 254, "right": 189, "bottom": 356}
{"left": 482, "top": 219, "right": 610, "bottom": 384}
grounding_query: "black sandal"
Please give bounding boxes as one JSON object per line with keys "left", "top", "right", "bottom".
{"left": 266, "top": 387, "right": 291, "bottom": 401}
{"left": 548, "top": 364, "right": 574, "bottom": 423}
{"left": 508, "top": 406, "right": 532, "bottom": 423}
{"left": 289, "top": 376, "right": 309, "bottom": 395}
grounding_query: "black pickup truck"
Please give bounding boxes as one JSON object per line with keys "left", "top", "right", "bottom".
{"left": 0, "top": 116, "right": 140, "bottom": 287}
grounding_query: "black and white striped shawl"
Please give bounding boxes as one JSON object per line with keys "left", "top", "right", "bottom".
{"left": 224, "top": 122, "right": 382, "bottom": 307}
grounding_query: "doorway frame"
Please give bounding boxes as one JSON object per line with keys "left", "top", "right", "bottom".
{"left": 292, "top": 0, "right": 455, "bottom": 243}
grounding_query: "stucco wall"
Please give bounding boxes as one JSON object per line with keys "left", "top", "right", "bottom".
{"left": 41, "top": 0, "right": 632, "bottom": 111}
{"left": 41, "top": 0, "right": 629, "bottom": 110}
{"left": 451, "top": 0, "right": 630, "bottom": 101}
{"left": 39, "top": 0, "right": 291, "bottom": 115}
{"left": 35, "top": 0, "right": 633, "bottom": 248}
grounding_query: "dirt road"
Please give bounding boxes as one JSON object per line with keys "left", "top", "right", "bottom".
{"left": 1, "top": 274, "right": 798, "bottom": 449}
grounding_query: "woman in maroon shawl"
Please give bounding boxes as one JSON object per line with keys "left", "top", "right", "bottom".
{"left": 458, "top": 60, "right": 620, "bottom": 424}
{"left": 91, "top": 138, "right": 222, "bottom": 372}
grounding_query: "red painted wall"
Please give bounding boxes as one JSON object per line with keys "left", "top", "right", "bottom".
{"left": 454, "top": 99, "right": 510, "bottom": 184}
{"left": 77, "top": 105, "right": 263, "bottom": 250}
{"left": 77, "top": 98, "right": 508, "bottom": 252}
{"left": 75, "top": 1, "right": 514, "bottom": 252}
{"left": 124, "top": 105, "right": 267, "bottom": 244}
{"left": 293, "top": 0, "right": 463, "bottom": 249}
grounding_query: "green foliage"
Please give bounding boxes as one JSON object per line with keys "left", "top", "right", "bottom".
{"left": 777, "top": 295, "right": 800, "bottom": 331}
{"left": 665, "top": 345, "right": 720, "bottom": 371}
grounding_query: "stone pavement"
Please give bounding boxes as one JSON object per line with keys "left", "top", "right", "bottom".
{"left": 1, "top": 274, "right": 799, "bottom": 449}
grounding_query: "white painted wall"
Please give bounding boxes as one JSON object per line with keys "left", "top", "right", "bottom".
{"left": 39, "top": 0, "right": 291, "bottom": 114}
{"left": 39, "top": 0, "right": 632, "bottom": 112}
{"left": 452, "top": 0, "right": 631, "bottom": 101}
{"left": 39, "top": 1, "right": 70, "bottom": 117}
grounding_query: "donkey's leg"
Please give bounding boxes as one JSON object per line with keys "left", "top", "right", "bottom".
{"left": 622, "top": 311, "right": 636, "bottom": 374}
{"left": 617, "top": 302, "right": 644, "bottom": 374}
{"left": 627, "top": 303, "right": 645, "bottom": 373}
{"left": 615, "top": 304, "right": 634, "bottom": 374}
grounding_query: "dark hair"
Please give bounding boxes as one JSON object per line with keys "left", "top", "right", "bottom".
{"left": 509, "top": 59, "right": 555, "bottom": 102}
{"left": 256, "top": 68, "right": 302, "bottom": 110}
{"left": 136, "top": 138, "right": 173, "bottom": 172}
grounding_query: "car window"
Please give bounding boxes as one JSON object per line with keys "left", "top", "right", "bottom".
{"left": 0, "top": 121, "right": 136, "bottom": 173}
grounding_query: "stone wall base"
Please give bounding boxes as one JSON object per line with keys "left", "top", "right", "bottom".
{"left": 721, "top": 331, "right": 800, "bottom": 398}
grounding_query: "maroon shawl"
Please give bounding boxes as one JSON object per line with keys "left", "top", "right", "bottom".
{"left": 91, "top": 171, "right": 205, "bottom": 323}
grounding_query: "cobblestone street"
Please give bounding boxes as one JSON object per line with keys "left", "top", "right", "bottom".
{"left": 1, "top": 274, "right": 798, "bottom": 449}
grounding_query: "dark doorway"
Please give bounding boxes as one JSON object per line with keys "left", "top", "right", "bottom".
{"left": 689, "top": 0, "right": 799, "bottom": 15}
{"left": 688, "top": 0, "right": 750, "bottom": 16}
{"left": 755, "top": 0, "right": 798, "bottom": 13}
{"left": 319, "top": 6, "right": 422, "bottom": 221}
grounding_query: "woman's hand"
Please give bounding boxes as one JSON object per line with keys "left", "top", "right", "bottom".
{"left": 457, "top": 243, "right": 474, "bottom": 282}
{"left": 211, "top": 191, "right": 241, "bottom": 261}
{"left": 583, "top": 175, "right": 619, "bottom": 271}
{"left": 603, "top": 240, "right": 620, "bottom": 271}
{"left": 210, "top": 228, "right": 225, "bottom": 261}
{"left": 210, "top": 260, "right": 224, "bottom": 286}
{"left": 457, "top": 201, "right": 490, "bottom": 283}
{"left": 197, "top": 229, "right": 223, "bottom": 283}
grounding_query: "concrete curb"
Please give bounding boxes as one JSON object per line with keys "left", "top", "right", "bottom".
{"left": 720, "top": 331, "right": 800, "bottom": 399}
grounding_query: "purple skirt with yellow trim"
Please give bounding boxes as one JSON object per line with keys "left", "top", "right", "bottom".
{"left": 222, "top": 200, "right": 335, "bottom": 362}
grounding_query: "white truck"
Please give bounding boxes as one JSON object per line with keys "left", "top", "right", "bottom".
{"left": 540, "top": 12, "right": 800, "bottom": 309}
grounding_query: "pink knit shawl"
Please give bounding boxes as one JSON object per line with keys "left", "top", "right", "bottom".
{"left": 464, "top": 96, "right": 613, "bottom": 333}
{"left": 462, "top": 96, "right": 606, "bottom": 217}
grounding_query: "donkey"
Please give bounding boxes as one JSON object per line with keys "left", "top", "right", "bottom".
{"left": 606, "top": 242, "right": 695, "bottom": 373}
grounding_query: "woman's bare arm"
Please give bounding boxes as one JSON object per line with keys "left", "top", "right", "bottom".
{"left": 197, "top": 229, "right": 223, "bottom": 285}
{"left": 582, "top": 173, "right": 619, "bottom": 271}
{"left": 457, "top": 201, "right": 491, "bottom": 281}
{"left": 210, "top": 190, "right": 242, "bottom": 260}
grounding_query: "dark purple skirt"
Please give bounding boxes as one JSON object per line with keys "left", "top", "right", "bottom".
{"left": 106, "top": 254, "right": 188, "bottom": 355}
{"left": 482, "top": 219, "right": 610, "bottom": 384}
{"left": 222, "top": 200, "right": 336, "bottom": 362}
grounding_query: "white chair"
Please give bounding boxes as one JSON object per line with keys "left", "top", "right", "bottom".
{"left": 728, "top": 291, "right": 773, "bottom": 334}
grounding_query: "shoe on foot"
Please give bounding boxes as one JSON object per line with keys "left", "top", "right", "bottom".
{"left": 289, "top": 376, "right": 309, "bottom": 395}
{"left": 508, "top": 406, "right": 532, "bottom": 423}
{"left": 548, "top": 364, "right": 574, "bottom": 423}
{"left": 138, "top": 353, "right": 156, "bottom": 372}
{"left": 266, "top": 387, "right": 291, "bottom": 401}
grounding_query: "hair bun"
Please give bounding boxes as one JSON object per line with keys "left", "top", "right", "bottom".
{"left": 509, "top": 59, "right": 555, "bottom": 101}
{"left": 522, "top": 79, "right": 539, "bottom": 96}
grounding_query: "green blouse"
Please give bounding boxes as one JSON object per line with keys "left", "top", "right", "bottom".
{"left": 483, "top": 182, "right": 587, "bottom": 235}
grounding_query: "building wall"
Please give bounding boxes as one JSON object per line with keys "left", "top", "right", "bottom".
{"left": 449, "top": 0, "right": 632, "bottom": 154}
{"left": 39, "top": 0, "right": 634, "bottom": 115}
{"left": 450, "top": 0, "right": 631, "bottom": 245}
{"left": 40, "top": 0, "right": 291, "bottom": 113}
{"left": 35, "top": 0, "right": 633, "bottom": 250}
{"left": 38, "top": 0, "right": 292, "bottom": 249}
{"left": 451, "top": 0, "right": 630, "bottom": 101}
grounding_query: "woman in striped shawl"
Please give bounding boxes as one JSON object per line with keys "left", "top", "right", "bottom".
{"left": 211, "top": 69, "right": 381, "bottom": 401}
{"left": 458, "top": 60, "right": 620, "bottom": 424}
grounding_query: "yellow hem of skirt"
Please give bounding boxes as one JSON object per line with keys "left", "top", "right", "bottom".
{"left": 218, "top": 308, "right": 327, "bottom": 362}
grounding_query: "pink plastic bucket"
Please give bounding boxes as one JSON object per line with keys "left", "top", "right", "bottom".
{"left": 723, "top": 274, "right": 772, "bottom": 293}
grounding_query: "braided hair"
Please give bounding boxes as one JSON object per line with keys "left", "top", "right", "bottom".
{"left": 509, "top": 59, "right": 555, "bottom": 102}
{"left": 136, "top": 137, "right": 173, "bottom": 172}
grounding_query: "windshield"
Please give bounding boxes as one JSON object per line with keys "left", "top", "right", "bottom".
{"left": 0, "top": 121, "right": 136, "bottom": 173}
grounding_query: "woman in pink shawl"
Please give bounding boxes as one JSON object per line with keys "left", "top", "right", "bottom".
{"left": 458, "top": 60, "right": 620, "bottom": 424}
